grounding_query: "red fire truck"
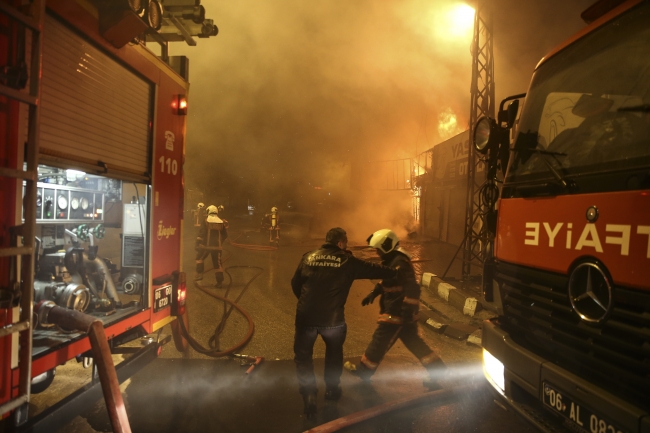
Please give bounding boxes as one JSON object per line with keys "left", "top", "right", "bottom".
{"left": 474, "top": 0, "right": 650, "bottom": 432}
{"left": 0, "top": 0, "right": 216, "bottom": 430}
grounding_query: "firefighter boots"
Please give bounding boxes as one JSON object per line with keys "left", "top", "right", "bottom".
{"left": 344, "top": 361, "right": 372, "bottom": 382}
{"left": 195, "top": 262, "right": 204, "bottom": 281}
{"left": 302, "top": 393, "right": 317, "bottom": 418}
{"left": 324, "top": 386, "right": 342, "bottom": 401}
{"left": 422, "top": 377, "right": 443, "bottom": 391}
{"left": 423, "top": 358, "right": 447, "bottom": 391}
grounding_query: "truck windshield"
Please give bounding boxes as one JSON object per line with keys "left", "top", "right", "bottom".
{"left": 506, "top": 2, "right": 650, "bottom": 186}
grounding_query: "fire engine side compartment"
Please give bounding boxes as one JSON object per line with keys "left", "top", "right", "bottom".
{"left": 2, "top": 0, "right": 189, "bottom": 401}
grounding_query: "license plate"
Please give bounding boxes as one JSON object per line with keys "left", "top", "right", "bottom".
{"left": 542, "top": 382, "right": 628, "bottom": 433}
{"left": 154, "top": 284, "right": 172, "bottom": 312}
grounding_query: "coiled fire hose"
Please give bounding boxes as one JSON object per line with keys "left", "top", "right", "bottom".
{"left": 177, "top": 265, "right": 263, "bottom": 358}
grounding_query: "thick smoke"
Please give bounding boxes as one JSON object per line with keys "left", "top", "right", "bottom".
{"left": 171, "top": 0, "right": 593, "bottom": 241}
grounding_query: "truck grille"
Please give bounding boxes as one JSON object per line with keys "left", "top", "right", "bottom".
{"left": 496, "top": 262, "right": 650, "bottom": 411}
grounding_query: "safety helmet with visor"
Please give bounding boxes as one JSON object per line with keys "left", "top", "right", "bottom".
{"left": 367, "top": 229, "right": 399, "bottom": 254}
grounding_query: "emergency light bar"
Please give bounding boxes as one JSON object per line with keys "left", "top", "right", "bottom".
{"left": 172, "top": 94, "right": 188, "bottom": 115}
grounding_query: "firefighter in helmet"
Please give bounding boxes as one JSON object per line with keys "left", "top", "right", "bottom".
{"left": 261, "top": 206, "right": 280, "bottom": 245}
{"left": 195, "top": 205, "right": 228, "bottom": 287}
{"left": 347, "top": 229, "right": 446, "bottom": 390}
{"left": 194, "top": 202, "right": 205, "bottom": 227}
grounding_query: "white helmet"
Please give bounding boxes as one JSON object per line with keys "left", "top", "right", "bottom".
{"left": 197, "top": 202, "right": 205, "bottom": 209}
{"left": 217, "top": 205, "right": 225, "bottom": 212}
{"left": 271, "top": 206, "right": 278, "bottom": 212}
{"left": 206, "top": 205, "right": 218, "bottom": 215}
{"left": 367, "top": 229, "right": 399, "bottom": 254}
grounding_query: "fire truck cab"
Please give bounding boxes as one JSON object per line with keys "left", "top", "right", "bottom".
{"left": 475, "top": 1, "right": 650, "bottom": 432}
{"left": 1, "top": 0, "right": 216, "bottom": 430}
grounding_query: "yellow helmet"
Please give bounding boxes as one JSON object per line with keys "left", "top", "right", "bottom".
{"left": 206, "top": 205, "right": 218, "bottom": 215}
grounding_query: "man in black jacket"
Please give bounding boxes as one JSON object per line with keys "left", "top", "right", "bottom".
{"left": 291, "top": 227, "right": 395, "bottom": 418}
{"left": 350, "top": 229, "right": 446, "bottom": 390}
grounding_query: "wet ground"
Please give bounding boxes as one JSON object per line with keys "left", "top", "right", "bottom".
{"left": 30, "top": 214, "right": 537, "bottom": 433}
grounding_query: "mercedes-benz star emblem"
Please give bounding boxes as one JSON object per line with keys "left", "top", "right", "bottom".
{"left": 568, "top": 262, "right": 613, "bottom": 323}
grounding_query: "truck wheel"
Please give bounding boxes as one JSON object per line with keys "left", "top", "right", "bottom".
{"left": 31, "top": 368, "right": 56, "bottom": 394}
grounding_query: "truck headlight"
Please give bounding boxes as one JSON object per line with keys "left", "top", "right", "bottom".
{"left": 474, "top": 116, "right": 497, "bottom": 153}
{"left": 483, "top": 348, "right": 505, "bottom": 395}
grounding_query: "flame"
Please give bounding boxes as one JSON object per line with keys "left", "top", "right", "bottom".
{"left": 438, "top": 107, "right": 463, "bottom": 140}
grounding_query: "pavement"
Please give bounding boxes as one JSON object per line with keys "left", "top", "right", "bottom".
{"left": 35, "top": 215, "right": 531, "bottom": 433}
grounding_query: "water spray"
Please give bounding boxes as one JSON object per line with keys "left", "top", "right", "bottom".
{"left": 302, "top": 383, "right": 481, "bottom": 433}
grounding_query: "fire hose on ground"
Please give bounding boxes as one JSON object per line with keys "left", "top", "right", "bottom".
{"left": 34, "top": 302, "right": 132, "bottom": 433}
{"left": 176, "top": 265, "right": 265, "bottom": 372}
{"left": 303, "top": 383, "right": 478, "bottom": 433}
{"left": 228, "top": 232, "right": 278, "bottom": 251}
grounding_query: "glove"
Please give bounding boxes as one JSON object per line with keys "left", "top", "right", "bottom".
{"left": 401, "top": 302, "right": 419, "bottom": 323}
{"left": 361, "top": 284, "right": 383, "bottom": 306}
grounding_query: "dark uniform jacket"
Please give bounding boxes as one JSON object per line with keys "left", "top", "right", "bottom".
{"left": 291, "top": 243, "right": 396, "bottom": 327}
{"left": 374, "top": 250, "right": 420, "bottom": 324}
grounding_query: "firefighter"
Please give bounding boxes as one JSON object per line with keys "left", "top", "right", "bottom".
{"left": 348, "top": 229, "right": 446, "bottom": 390}
{"left": 260, "top": 206, "right": 280, "bottom": 245}
{"left": 195, "top": 205, "right": 228, "bottom": 287}
{"left": 193, "top": 202, "right": 205, "bottom": 227}
{"left": 291, "top": 227, "right": 396, "bottom": 418}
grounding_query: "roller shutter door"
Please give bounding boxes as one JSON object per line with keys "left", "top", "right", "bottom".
{"left": 39, "top": 14, "right": 152, "bottom": 182}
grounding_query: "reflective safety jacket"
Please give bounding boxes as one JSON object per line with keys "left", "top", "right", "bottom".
{"left": 291, "top": 243, "right": 396, "bottom": 327}
{"left": 374, "top": 249, "right": 420, "bottom": 324}
{"left": 197, "top": 214, "right": 228, "bottom": 247}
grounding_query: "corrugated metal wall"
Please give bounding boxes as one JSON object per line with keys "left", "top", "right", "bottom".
{"left": 39, "top": 15, "right": 152, "bottom": 181}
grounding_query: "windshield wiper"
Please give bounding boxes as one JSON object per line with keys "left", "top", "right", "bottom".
{"left": 618, "top": 104, "right": 650, "bottom": 112}
{"left": 517, "top": 147, "right": 574, "bottom": 191}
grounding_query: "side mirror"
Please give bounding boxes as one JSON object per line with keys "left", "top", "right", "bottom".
{"left": 506, "top": 99, "right": 519, "bottom": 129}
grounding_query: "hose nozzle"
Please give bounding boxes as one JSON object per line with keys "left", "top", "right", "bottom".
{"left": 232, "top": 353, "right": 264, "bottom": 374}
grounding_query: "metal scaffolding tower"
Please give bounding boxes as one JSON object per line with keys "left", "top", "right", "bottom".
{"left": 462, "top": 2, "right": 495, "bottom": 279}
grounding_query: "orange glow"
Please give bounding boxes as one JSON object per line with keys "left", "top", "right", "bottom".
{"left": 432, "top": 3, "right": 475, "bottom": 42}
{"left": 173, "top": 95, "right": 188, "bottom": 115}
{"left": 438, "top": 107, "right": 464, "bottom": 140}
{"left": 449, "top": 4, "right": 475, "bottom": 33}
